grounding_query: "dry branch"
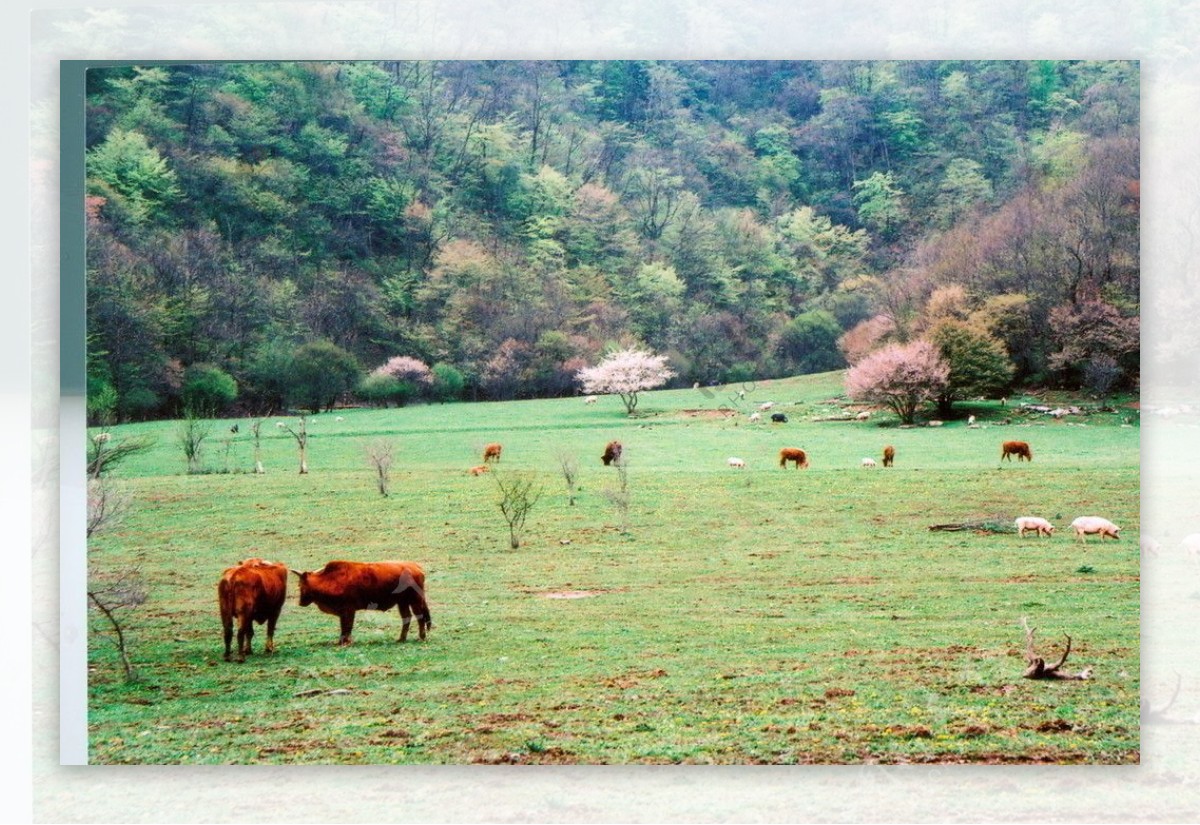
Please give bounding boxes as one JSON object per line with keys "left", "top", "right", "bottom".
{"left": 1021, "top": 617, "right": 1092, "bottom": 680}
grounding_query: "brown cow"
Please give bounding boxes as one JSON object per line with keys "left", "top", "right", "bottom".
{"left": 218, "top": 558, "right": 288, "bottom": 663}
{"left": 779, "top": 447, "right": 809, "bottom": 469}
{"left": 882, "top": 445, "right": 895, "bottom": 467}
{"left": 601, "top": 440, "right": 623, "bottom": 466}
{"left": 483, "top": 442, "right": 502, "bottom": 463}
{"left": 290, "top": 560, "right": 431, "bottom": 645}
{"left": 468, "top": 465, "right": 490, "bottom": 476}
{"left": 1001, "top": 440, "right": 1033, "bottom": 462}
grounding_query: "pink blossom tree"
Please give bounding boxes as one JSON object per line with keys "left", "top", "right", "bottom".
{"left": 577, "top": 348, "right": 675, "bottom": 415}
{"left": 845, "top": 340, "right": 949, "bottom": 424}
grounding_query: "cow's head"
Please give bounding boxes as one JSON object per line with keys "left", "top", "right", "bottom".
{"left": 289, "top": 569, "right": 313, "bottom": 606}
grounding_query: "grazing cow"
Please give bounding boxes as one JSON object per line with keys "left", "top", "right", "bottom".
{"left": 1001, "top": 440, "right": 1033, "bottom": 462}
{"left": 1070, "top": 516, "right": 1120, "bottom": 542}
{"left": 601, "top": 440, "right": 624, "bottom": 466}
{"left": 727, "top": 457, "right": 746, "bottom": 469}
{"left": 771, "top": 413, "right": 788, "bottom": 423}
{"left": 1015, "top": 516, "right": 1055, "bottom": 538}
{"left": 218, "top": 558, "right": 288, "bottom": 663}
{"left": 290, "top": 560, "right": 431, "bottom": 645}
{"left": 882, "top": 445, "right": 895, "bottom": 467}
{"left": 779, "top": 447, "right": 809, "bottom": 469}
{"left": 483, "top": 442, "right": 503, "bottom": 464}
{"left": 468, "top": 465, "right": 490, "bottom": 476}
{"left": 861, "top": 457, "right": 876, "bottom": 468}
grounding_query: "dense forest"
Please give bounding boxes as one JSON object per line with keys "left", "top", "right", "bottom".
{"left": 84, "top": 60, "right": 1139, "bottom": 421}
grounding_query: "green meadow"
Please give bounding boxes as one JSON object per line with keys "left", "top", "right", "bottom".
{"left": 87, "top": 372, "right": 1140, "bottom": 764}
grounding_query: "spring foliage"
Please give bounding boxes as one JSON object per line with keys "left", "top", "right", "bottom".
{"left": 577, "top": 349, "right": 675, "bottom": 414}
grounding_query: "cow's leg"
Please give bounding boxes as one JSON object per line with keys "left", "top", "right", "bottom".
{"left": 223, "top": 618, "right": 234, "bottom": 662}
{"left": 265, "top": 614, "right": 278, "bottom": 654}
{"left": 237, "top": 617, "right": 253, "bottom": 662}
{"left": 338, "top": 612, "right": 355, "bottom": 645}
{"left": 418, "top": 601, "right": 431, "bottom": 640}
{"left": 397, "top": 602, "right": 412, "bottom": 642}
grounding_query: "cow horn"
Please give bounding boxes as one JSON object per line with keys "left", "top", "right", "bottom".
{"left": 288, "top": 568, "right": 304, "bottom": 577}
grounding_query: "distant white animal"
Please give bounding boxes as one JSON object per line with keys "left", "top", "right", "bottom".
{"left": 1015, "top": 516, "right": 1055, "bottom": 538}
{"left": 738, "top": 390, "right": 746, "bottom": 399}
{"left": 92, "top": 432, "right": 111, "bottom": 443}
{"left": 727, "top": 457, "right": 746, "bottom": 469}
{"left": 1179, "top": 533, "right": 1200, "bottom": 562}
{"left": 860, "top": 457, "right": 876, "bottom": 468}
{"left": 748, "top": 412, "right": 762, "bottom": 423}
{"left": 855, "top": 411, "right": 871, "bottom": 421}
{"left": 927, "top": 420, "right": 944, "bottom": 427}
{"left": 584, "top": 396, "right": 598, "bottom": 404}
{"left": 759, "top": 402, "right": 775, "bottom": 411}
{"left": 276, "top": 422, "right": 286, "bottom": 428}
{"left": 1070, "top": 516, "right": 1120, "bottom": 542}
{"left": 335, "top": 416, "right": 344, "bottom": 422}
{"left": 967, "top": 415, "right": 976, "bottom": 426}
{"left": 1140, "top": 536, "right": 1161, "bottom": 557}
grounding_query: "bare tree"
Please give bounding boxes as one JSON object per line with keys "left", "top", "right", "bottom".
{"left": 87, "top": 475, "right": 145, "bottom": 682}
{"left": 365, "top": 439, "right": 396, "bottom": 496}
{"left": 250, "top": 419, "right": 265, "bottom": 473}
{"left": 176, "top": 410, "right": 213, "bottom": 474}
{"left": 1021, "top": 617, "right": 1093, "bottom": 680}
{"left": 602, "top": 455, "right": 631, "bottom": 533}
{"left": 554, "top": 448, "right": 579, "bottom": 506}
{"left": 87, "top": 477, "right": 130, "bottom": 539}
{"left": 281, "top": 415, "right": 310, "bottom": 474}
{"left": 88, "top": 431, "right": 153, "bottom": 479}
{"left": 493, "top": 471, "right": 543, "bottom": 549}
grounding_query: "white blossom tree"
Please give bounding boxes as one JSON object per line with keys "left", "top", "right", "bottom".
{"left": 576, "top": 348, "right": 675, "bottom": 415}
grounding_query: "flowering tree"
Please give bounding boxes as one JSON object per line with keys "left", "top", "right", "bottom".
{"left": 845, "top": 340, "right": 949, "bottom": 424}
{"left": 577, "top": 348, "right": 675, "bottom": 415}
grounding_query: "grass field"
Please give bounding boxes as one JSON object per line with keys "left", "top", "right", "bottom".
{"left": 86, "top": 372, "right": 1140, "bottom": 764}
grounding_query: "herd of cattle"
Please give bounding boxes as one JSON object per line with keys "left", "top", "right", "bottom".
{"left": 216, "top": 428, "right": 1122, "bottom": 662}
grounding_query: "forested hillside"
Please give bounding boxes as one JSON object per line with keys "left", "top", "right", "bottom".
{"left": 84, "top": 60, "right": 1139, "bottom": 420}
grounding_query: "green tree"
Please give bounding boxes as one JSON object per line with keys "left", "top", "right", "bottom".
{"left": 180, "top": 363, "right": 238, "bottom": 416}
{"left": 852, "top": 171, "right": 906, "bottom": 239}
{"left": 777, "top": 310, "right": 845, "bottom": 375}
{"left": 86, "top": 128, "right": 182, "bottom": 227}
{"left": 285, "top": 340, "right": 362, "bottom": 413}
{"left": 929, "top": 320, "right": 1015, "bottom": 417}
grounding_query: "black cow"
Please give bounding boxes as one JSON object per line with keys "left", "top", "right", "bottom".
{"left": 770, "top": 413, "right": 788, "bottom": 423}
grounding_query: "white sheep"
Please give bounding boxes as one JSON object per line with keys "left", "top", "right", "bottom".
{"left": 748, "top": 412, "right": 762, "bottom": 423}
{"left": 927, "top": 420, "right": 944, "bottom": 427}
{"left": 1015, "top": 516, "right": 1055, "bottom": 538}
{"left": 759, "top": 401, "right": 774, "bottom": 411}
{"left": 1070, "top": 516, "right": 1120, "bottom": 542}
{"left": 92, "top": 432, "right": 111, "bottom": 443}
{"left": 335, "top": 416, "right": 344, "bottom": 422}
{"left": 855, "top": 411, "right": 871, "bottom": 421}
{"left": 860, "top": 457, "right": 876, "bottom": 468}
{"left": 727, "top": 457, "right": 746, "bottom": 469}
{"left": 967, "top": 415, "right": 976, "bottom": 426}
{"left": 584, "top": 396, "right": 598, "bottom": 404}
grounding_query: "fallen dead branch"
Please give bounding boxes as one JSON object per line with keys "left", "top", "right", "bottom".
{"left": 1021, "top": 617, "right": 1092, "bottom": 680}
